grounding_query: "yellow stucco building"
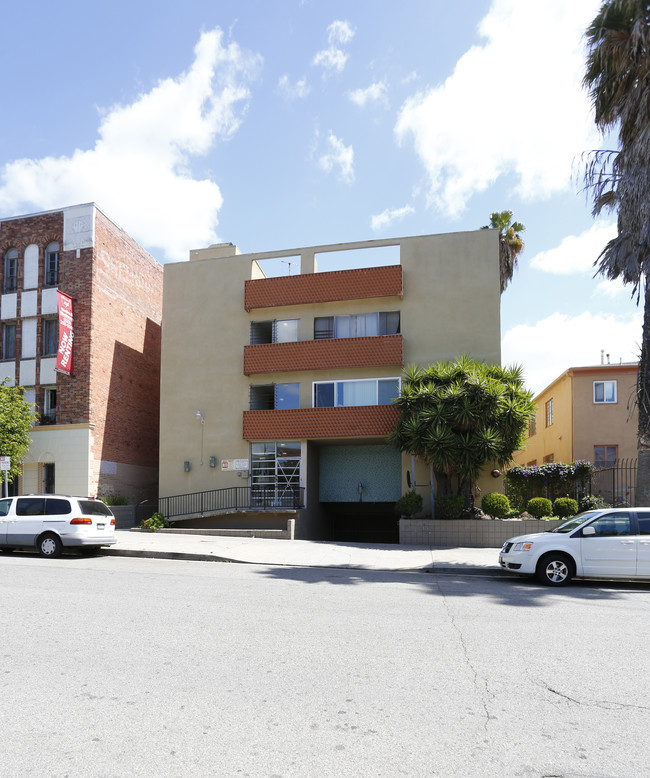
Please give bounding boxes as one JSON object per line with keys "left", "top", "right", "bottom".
{"left": 159, "top": 230, "right": 502, "bottom": 541}
{"left": 513, "top": 362, "right": 638, "bottom": 467}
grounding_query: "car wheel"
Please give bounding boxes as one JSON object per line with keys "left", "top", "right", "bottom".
{"left": 38, "top": 533, "right": 63, "bottom": 558}
{"left": 536, "top": 553, "right": 573, "bottom": 586}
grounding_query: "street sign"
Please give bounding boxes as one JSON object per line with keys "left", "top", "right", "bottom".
{"left": 0, "top": 457, "right": 10, "bottom": 471}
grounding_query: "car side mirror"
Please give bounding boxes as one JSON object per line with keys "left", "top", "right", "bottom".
{"left": 582, "top": 526, "right": 596, "bottom": 536}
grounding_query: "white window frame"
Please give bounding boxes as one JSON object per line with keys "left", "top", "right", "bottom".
{"left": 593, "top": 380, "right": 617, "bottom": 404}
{"left": 312, "top": 377, "right": 401, "bottom": 408}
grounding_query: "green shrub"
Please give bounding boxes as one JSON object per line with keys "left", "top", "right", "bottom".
{"left": 101, "top": 494, "right": 129, "bottom": 506}
{"left": 578, "top": 494, "right": 610, "bottom": 512}
{"left": 526, "top": 497, "right": 553, "bottom": 518}
{"left": 553, "top": 497, "right": 578, "bottom": 518}
{"left": 140, "top": 512, "right": 170, "bottom": 531}
{"left": 395, "top": 491, "right": 423, "bottom": 517}
{"left": 481, "top": 492, "right": 510, "bottom": 518}
{"left": 435, "top": 495, "right": 464, "bottom": 520}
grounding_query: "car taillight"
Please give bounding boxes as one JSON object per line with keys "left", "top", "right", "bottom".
{"left": 110, "top": 519, "right": 115, "bottom": 525}
{"left": 70, "top": 518, "right": 92, "bottom": 525}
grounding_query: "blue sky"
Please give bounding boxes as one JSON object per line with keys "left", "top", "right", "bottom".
{"left": 0, "top": 0, "right": 640, "bottom": 394}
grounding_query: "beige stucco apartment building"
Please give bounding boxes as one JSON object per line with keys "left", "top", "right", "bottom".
{"left": 512, "top": 362, "right": 638, "bottom": 467}
{"left": 159, "top": 230, "right": 501, "bottom": 541}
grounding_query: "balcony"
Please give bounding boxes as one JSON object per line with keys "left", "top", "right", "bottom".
{"left": 243, "top": 405, "right": 400, "bottom": 440}
{"left": 244, "top": 334, "right": 403, "bottom": 375}
{"left": 244, "top": 265, "right": 402, "bottom": 311}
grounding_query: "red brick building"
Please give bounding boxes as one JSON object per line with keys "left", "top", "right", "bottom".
{"left": 0, "top": 203, "right": 162, "bottom": 501}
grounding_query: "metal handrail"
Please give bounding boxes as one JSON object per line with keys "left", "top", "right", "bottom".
{"left": 159, "top": 486, "right": 304, "bottom": 521}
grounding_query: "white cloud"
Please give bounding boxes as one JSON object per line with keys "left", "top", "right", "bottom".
{"left": 502, "top": 311, "right": 641, "bottom": 395}
{"left": 277, "top": 74, "right": 311, "bottom": 99}
{"left": 0, "top": 29, "right": 261, "bottom": 262}
{"left": 371, "top": 204, "right": 414, "bottom": 231}
{"left": 318, "top": 132, "right": 354, "bottom": 183}
{"left": 596, "top": 277, "right": 628, "bottom": 298}
{"left": 313, "top": 19, "right": 355, "bottom": 76}
{"left": 395, "top": 0, "right": 602, "bottom": 215}
{"left": 348, "top": 81, "right": 388, "bottom": 108}
{"left": 530, "top": 220, "right": 617, "bottom": 274}
{"left": 327, "top": 20, "right": 355, "bottom": 45}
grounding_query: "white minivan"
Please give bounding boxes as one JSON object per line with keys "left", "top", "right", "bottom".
{"left": 500, "top": 507, "right": 650, "bottom": 585}
{"left": 0, "top": 495, "right": 117, "bottom": 557}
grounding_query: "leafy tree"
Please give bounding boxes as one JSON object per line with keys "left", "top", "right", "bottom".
{"left": 583, "top": 1, "right": 650, "bottom": 503}
{"left": 481, "top": 210, "right": 526, "bottom": 293}
{"left": 0, "top": 382, "right": 37, "bottom": 486}
{"left": 387, "top": 355, "right": 535, "bottom": 510}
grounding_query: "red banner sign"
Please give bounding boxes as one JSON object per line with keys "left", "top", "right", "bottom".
{"left": 56, "top": 291, "right": 74, "bottom": 375}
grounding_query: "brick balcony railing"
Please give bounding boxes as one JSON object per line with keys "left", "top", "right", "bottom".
{"left": 243, "top": 334, "right": 403, "bottom": 375}
{"left": 243, "top": 405, "right": 400, "bottom": 440}
{"left": 244, "top": 265, "right": 402, "bottom": 311}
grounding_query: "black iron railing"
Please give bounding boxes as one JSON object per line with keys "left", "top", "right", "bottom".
{"left": 590, "top": 458, "right": 637, "bottom": 507}
{"left": 159, "top": 486, "right": 305, "bottom": 521}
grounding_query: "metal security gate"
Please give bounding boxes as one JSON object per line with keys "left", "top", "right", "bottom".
{"left": 590, "top": 458, "right": 637, "bottom": 507}
{"left": 250, "top": 441, "right": 301, "bottom": 508}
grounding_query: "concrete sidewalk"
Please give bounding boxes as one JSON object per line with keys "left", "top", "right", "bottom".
{"left": 102, "top": 529, "right": 506, "bottom": 574}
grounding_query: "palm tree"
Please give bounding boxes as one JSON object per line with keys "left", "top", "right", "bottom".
{"left": 583, "top": 0, "right": 650, "bottom": 503}
{"left": 482, "top": 211, "right": 526, "bottom": 292}
{"left": 388, "top": 356, "right": 535, "bottom": 512}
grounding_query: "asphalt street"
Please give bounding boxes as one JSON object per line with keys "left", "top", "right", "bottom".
{"left": 1, "top": 553, "right": 649, "bottom": 777}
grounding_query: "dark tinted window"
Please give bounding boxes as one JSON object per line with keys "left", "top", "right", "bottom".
{"left": 588, "top": 512, "right": 631, "bottom": 536}
{"left": 78, "top": 500, "right": 112, "bottom": 517}
{"left": 0, "top": 499, "right": 10, "bottom": 516}
{"left": 16, "top": 498, "right": 46, "bottom": 516}
{"left": 637, "top": 515, "right": 650, "bottom": 535}
{"left": 45, "top": 498, "right": 71, "bottom": 515}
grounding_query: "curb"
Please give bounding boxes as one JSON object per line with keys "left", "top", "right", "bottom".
{"left": 101, "top": 546, "right": 509, "bottom": 575}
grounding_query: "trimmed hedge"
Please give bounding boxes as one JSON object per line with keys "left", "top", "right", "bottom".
{"left": 481, "top": 492, "right": 510, "bottom": 519}
{"left": 526, "top": 497, "right": 553, "bottom": 518}
{"left": 553, "top": 497, "right": 578, "bottom": 518}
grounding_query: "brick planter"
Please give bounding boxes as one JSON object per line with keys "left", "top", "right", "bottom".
{"left": 399, "top": 518, "right": 564, "bottom": 548}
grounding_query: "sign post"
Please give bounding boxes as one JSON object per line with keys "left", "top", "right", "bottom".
{"left": 0, "top": 456, "right": 10, "bottom": 498}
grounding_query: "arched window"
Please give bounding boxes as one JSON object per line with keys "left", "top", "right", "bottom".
{"left": 4, "top": 248, "right": 17, "bottom": 292}
{"left": 45, "top": 242, "right": 59, "bottom": 286}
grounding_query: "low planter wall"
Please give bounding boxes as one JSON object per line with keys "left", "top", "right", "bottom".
{"left": 399, "top": 518, "right": 564, "bottom": 548}
{"left": 131, "top": 519, "right": 296, "bottom": 540}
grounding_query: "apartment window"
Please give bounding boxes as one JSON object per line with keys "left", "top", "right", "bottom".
{"left": 249, "top": 383, "right": 299, "bottom": 410}
{"left": 43, "top": 388, "right": 57, "bottom": 424}
{"left": 314, "top": 311, "right": 400, "bottom": 340}
{"left": 2, "top": 323, "right": 16, "bottom": 360}
{"left": 528, "top": 415, "right": 537, "bottom": 437}
{"left": 4, "top": 248, "right": 17, "bottom": 292}
{"left": 250, "top": 319, "right": 299, "bottom": 345}
{"left": 594, "top": 380, "right": 617, "bottom": 404}
{"left": 545, "top": 398, "right": 554, "bottom": 427}
{"left": 42, "top": 319, "right": 58, "bottom": 356}
{"left": 543, "top": 454, "right": 554, "bottom": 463}
{"left": 594, "top": 445, "right": 618, "bottom": 467}
{"left": 44, "top": 242, "right": 59, "bottom": 286}
{"left": 526, "top": 460, "right": 537, "bottom": 466}
{"left": 313, "top": 377, "right": 400, "bottom": 407}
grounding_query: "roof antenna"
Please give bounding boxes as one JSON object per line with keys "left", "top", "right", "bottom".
{"left": 281, "top": 260, "right": 295, "bottom": 275}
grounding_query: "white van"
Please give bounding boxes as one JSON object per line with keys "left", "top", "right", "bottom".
{"left": 0, "top": 495, "right": 117, "bottom": 557}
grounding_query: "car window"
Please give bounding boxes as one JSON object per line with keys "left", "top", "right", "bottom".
{"left": 638, "top": 516, "right": 650, "bottom": 535}
{"left": 16, "top": 498, "right": 46, "bottom": 516}
{"left": 587, "top": 512, "right": 631, "bottom": 537}
{"left": 45, "top": 498, "right": 71, "bottom": 515}
{"left": 0, "top": 499, "right": 11, "bottom": 517}
{"left": 553, "top": 513, "right": 599, "bottom": 533}
{"left": 78, "top": 500, "right": 112, "bottom": 517}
